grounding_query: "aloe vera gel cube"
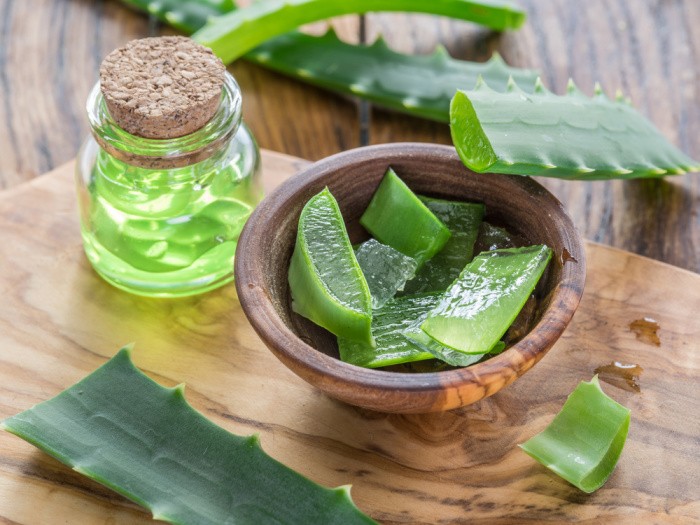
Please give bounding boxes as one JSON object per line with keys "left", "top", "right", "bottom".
{"left": 355, "top": 239, "right": 418, "bottom": 309}
{"left": 288, "top": 188, "right": 374, "bottom": 346}
{"left": 360, "top": 169, "right": 451, "bottom": 267}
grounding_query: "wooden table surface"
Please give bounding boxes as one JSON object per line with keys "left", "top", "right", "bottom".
{"left": 0, "top": 0, "right": 698, "bottom": 271}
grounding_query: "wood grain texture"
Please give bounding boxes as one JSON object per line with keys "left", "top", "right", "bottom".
{"left": 0, "top": 0, "right": 698, "bottom": 271}
{"left": 235, "top": 144, "right": 586, "bottom": 413}
{"left": 0, "top": 152, "right": 698, "bottom": 524}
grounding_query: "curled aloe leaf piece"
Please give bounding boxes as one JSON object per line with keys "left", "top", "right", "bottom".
{"left": 1, "top": 348, "right": 376, "bottom": 524}
{"left": 193, "top": 0, "right": 527, "bottom": 64}
{"left": 520, "top": 376, "right": 630, "bottom": 493}
{"left": 450, "top": 78, "right": 700, "bottom": 179}
{"left": 289, "top": 188, "right": 373, "bottom": 346}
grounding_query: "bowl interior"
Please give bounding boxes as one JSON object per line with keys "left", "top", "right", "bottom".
{"left": 235, "top": 144, "right": 585, "bottom": 412}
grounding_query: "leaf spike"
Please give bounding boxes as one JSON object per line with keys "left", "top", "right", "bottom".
{"left": 506, "top": 75, "right": 524, "bottom": 94}
{"left": 369, "top": 33, "right": 391, "bottom": 51}
{"left": 566, "top": 78, "right": 585, "bottom": 97}
{"left": 533, "top": 76, "right": 552, "bottom": 95}
{"left": 322, "top": 25, "right": 339, "bottom": 39}
{"left": 576, "top": 166, "right": 595, "bottom": 174}
{"left": 615, "top": 89, "right": 625, "bottom": 102}
{"left": 431, "top": 44, "right": 451, "bottom": 63}
{"left": 593, "top": 82, "right": 606, "bottom": 98}
{"left": 612, "top": 167, "right": 633, "bottom": 175}
{"left": 473, "top": 75, "right": 488, "bottom": 91}
{"left": 489, "top": 51, "right": 505, "bottom": 65}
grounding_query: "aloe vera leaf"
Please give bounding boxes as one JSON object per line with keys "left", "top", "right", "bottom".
{"left": 520, "top": 376, "right": 631, "bottom": 493}
{"left": 248, "top": 31, "right": 540, "bottom": 123}
{"left": 360, "top": 169, "right": 451, "bottom": 268}
{"left": 450, "top": 78, "right": 700, "bottom": 180}
{"left": 119, "top": 0, "right": 234, "bottom": 32}
{"left": 119, "top": 1, "right": 537, "bottom": 123}
{"left": 403, "top": 197, "right": 484, "bottom": 294}
{"left": 1, "top": 347, "right": 376, "bottom": 524}
{"left": 338, "top": 293, "right": 440, "bottom": 368}
{"left": 289, "top": 188, "right": 374, "bottom": 346}
{"left": 193, "top": 0, "right": 527, "bottom": 64}
{"left": 422, "top": 245, "right": 551, "bottom": 354}
{"left": 354, "top": 238, "right": 418, "bottom": 309}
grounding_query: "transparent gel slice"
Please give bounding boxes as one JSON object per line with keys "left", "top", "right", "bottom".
{"left": 355, "top": 239, "right": 418, "bottom": 309}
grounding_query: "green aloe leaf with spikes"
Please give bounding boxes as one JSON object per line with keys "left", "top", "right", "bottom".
{"left": 193, "top": 0, "right": 527, "bottom": 64}
{"left": 1, "top": 347, "right": 376, "bottom": 525}
{"left": 119, "top": 0, "right": 536, "bottom": 122}
{"left": 450, "top": 77, "right": 700, "bottom": 179}
{"left": 249, "top": 31, "right": 538, "bottom": 123}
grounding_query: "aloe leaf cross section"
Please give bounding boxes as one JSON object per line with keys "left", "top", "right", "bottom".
{"left": 289, "top": 188, "right": 374, "bottom": 346}
{"left": 520, "top": 376, "right": 630, "bottom": 493}
{"left": 421, "top": 245, "right": 551, "bottom": 354}
{"left": 450, "top": 78, "right": 700, "bottom": 179}
{"left": 1, "top": 348, "right": 377, "bottom": 525}
{"left": 360, "top": 168, "right": 451, "bottom": 268}
{"left": 193, "top": 0, "right": 527, "bottom": 64}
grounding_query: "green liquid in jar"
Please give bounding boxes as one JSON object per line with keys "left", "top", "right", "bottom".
{"left": 80, "top": 143, "right": 262, "bottom": 297}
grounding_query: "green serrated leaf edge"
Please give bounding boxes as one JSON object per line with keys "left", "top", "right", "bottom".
{"left": 193, "top": 0, "right": 526, "bottom": 64}
{"left": 450, "top": 77, "right": 700, "bottom": 179}
{"left": 1, "top": 347, "right": 376, "bottom": 525}
{"left": 119, "top": 0, "right": 536, "bottom": 122}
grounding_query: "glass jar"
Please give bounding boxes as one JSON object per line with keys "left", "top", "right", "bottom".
{"left": 76, "top": 72, "right": 263, "bottom": 297}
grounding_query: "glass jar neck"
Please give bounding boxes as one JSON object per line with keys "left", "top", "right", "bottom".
{"left": 87, "top": 72, "right": 242, "bottom": 170}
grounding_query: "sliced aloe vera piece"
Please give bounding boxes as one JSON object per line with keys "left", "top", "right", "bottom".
{"left": 520, "top": 376, "right": 630, "bottom": 493}
{"left": 289, "top": 188, "right": 373, "bottom": 346}
{"left": 354, "top": 238, "right": 418, "bottom": 309}
{"left": 403, "top": 197, "right": 484, "bottom": 294}
{"left": 1, "top": 348, "right": 376, "bottom": 524}
{"left": 450, "top": 78, "right": 700, "bottom": 180}
{"left": 338, "top": 294, "right": 440, "bottom": 368}
{"left": 194, "top": 0, "right": 527, "bottom": 63}
{"left": 249, "top": 32, "right": 539, "bottom": 123}
{"left": 360, "top": 169, "right": 451, "bottom": 267}
{"left": 422, "top": 245, "right": 551, "bottom": 354}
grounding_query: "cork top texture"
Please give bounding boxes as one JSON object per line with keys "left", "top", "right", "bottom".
{"left": 99, "top": 36, "right": 226, "bottom": 139}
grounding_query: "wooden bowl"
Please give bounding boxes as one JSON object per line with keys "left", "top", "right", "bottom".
{"left": 235, "top": 143, "right": 586, "bottom": 413}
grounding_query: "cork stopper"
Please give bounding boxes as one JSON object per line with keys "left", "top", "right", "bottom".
{"left": 99, "top": 36, "right": 226, "bottom": 139}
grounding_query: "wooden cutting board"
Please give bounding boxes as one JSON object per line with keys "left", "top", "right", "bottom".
{"left": 0, "top": 151, "right": 698, "bottom": 524}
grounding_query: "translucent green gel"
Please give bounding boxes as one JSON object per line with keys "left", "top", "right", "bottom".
{"left": 81, "top": 145, "right": 262, "bottom": 297}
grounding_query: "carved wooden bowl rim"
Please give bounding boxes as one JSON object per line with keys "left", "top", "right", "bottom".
{"left": 235, "top": 143, "right": 586, "bottom": 413}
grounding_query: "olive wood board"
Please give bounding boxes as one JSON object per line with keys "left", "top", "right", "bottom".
{"left": 0, "top": 151, "right": 698, "bottom": 525}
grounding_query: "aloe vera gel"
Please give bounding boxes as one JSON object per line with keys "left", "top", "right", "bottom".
{"left": 289, "top": 169, "right": 551, "bottom": 371}
{"left": 76, "top": 37, "right": 262, "bottom": 297}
